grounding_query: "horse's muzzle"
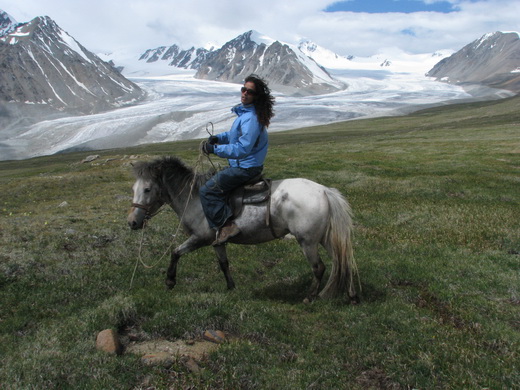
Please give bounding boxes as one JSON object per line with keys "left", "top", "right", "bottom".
{"left": 128, "top": 219, "right": 142, "bottom": 230}
{"left": 127, "top": 209, "right": 146, "bottom": 230}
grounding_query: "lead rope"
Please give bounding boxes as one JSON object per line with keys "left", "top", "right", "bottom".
{"left": 130, "top": 124, "right": 220, "bottom": 289}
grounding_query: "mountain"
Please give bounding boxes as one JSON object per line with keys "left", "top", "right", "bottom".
{"left": 0, "top": 14, "right": 146, "bottom": 116}
{"left": 298, "top": 39, "right": 354, "bottom": 69}
{"left": 298, "top": 39, "right": 455, "bottom": 76}
{"left": 194, "top": 30, "right": 344, "bottom": 96}
{"left": 0, "top": 10, "right": 16, "bottom": 36}
{"left": 139, "top": 44, "right": 210, "bottom": 69}
{"left": 427, "top": 31, "right": 520, "bottom": 93}
{"left": 137, "top": 30, "right": 345, "bottom": 96}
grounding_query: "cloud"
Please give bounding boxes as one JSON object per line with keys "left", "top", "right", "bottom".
{"left": 300, "top": 0, "right": 520, "bottom": 55}
{"left": 0, "top": 0, "right": 518, "bottom": 57}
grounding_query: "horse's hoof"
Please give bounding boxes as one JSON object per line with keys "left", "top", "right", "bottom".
{"left": 165, "top": 279, "right": 176, "bottom": 290}
{"left": 350, "top": 295, "right": 360, "bottom": 305}
{"left": 303, "top": 298, "right": 311, "bottom": 304}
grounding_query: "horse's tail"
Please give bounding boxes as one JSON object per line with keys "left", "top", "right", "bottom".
{"left": 319, "top": 187, "right": 359, "bottom": 300}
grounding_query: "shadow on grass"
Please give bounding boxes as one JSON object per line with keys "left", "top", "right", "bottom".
{"left": 358, "top": 281, "right": 389, "bottom": 303}
{"left": 252, "top": 274, "right": 312, "bottom": 304}
{"left": 252, "top": 274, "right": 390, "bottom": 305}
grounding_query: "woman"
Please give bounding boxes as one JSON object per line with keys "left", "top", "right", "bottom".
{"left": 200, "top": 74, "right": 275, "bottom": 245}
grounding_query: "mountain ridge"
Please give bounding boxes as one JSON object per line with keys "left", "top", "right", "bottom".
{"left": 0, "top": 13, "right": 146, "bottom": 116}
{"left": 427, "top": 31, "right": 520, "bottom": 93}
{"left": 0, "top": 9, "right": 16, "bottom": 36}
{"left": 138, "top": 30, "right": 345, "bottom": 96}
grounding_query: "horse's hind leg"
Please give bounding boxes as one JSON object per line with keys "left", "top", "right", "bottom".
{"left": 322, "top": 239, "right": 359, "bottom": 303}
{"left": 299, "top": 240, "right": 325, "bottom": 301}
{"left": 213, "top": 245, "right": 235, "bottom": 290}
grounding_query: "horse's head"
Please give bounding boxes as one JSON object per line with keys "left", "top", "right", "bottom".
{"left": 127, "top": 157, "right": 198, "bottom": 229}
{"left": 127, "top": 171, "right": 165, "bottom": 230}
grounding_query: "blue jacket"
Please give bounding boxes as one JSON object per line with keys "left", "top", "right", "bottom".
{"left": 214, "top": 104, "right": 268, "bottom": 168}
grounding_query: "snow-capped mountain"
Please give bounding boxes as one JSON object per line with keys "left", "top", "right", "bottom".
{"left": 0, "top": 9, "right": 16, "bottom": 36}
{"left": 0, "top": 14, "right": 145, "bottom": 115}
{"left": 132, "top": 32, "right": 455, "bottom": 93}
{"left": 139, "top": 44, "right": 211, "bottom": 70}
{"left": 195, "top": 30, "right": 344, "bottom": 96}
{"left": 427, "top": 31, "right": 520, "bottom": 92}
{"left": 298, "top": 39, "right": 354, "bottom": 69}
{"left": 137, "top": 31, "right": 345, "bottom": 96}
{"left": 298, "top": 38, "right": 453, "bottom": 75}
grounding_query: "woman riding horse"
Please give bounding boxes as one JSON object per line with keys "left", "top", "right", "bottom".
{"left": 199, "top": 74, "right": 275, "bottom": 246}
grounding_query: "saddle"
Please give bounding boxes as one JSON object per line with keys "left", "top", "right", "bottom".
{"left": 229, "top": 175, "right": 272, "bottom": 223}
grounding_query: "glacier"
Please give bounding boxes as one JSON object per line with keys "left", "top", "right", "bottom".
{"left": 0, "top": 61, "right": 513, "bottom": 161}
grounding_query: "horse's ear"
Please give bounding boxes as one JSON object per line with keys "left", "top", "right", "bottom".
{"left": 151, "top": 166, "right": 162, "bottom": 181}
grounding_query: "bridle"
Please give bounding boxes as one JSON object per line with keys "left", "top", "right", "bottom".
{"left": 131, "top": 202, "right": 162, "bottom": 219}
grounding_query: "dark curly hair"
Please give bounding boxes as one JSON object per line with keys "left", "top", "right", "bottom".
{"left": 245, "top": 74, "right": 275, "bottom": 128}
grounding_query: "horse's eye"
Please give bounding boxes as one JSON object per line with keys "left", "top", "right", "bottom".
{"left": 144, "top": 188, "right": 151, "bottom": 193}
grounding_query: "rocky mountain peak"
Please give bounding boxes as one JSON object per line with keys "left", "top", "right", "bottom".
{"left": 2, "top": 16, "right": 58, "bottom": 45}
{"left": 298, "top": 39, "right": 318, "bottom": 53}
{"left": 138, "top": 43, "right": 209, "bottom": 69}
{"left": 0, "top": 14, "right": 145, "bottom": 115}
{"left": 136, "top": 30, "right": 344, "bottom": 95}
{"left": 0, "top": 9, "right": 16, "bottom": 36}
{"left": 427, "top": 31, "right": 520, "bottom": 92}
{"left": 194, "top": 31, "right": 344, "bottom": 96}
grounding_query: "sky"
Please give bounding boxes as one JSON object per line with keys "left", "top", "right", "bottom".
{"left": 1, "top": 0, "right": 519, "bottom": 57}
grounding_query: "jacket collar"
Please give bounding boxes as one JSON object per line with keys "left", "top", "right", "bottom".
{"left": 232, "top": 103, "right": 256, "bottom": 115}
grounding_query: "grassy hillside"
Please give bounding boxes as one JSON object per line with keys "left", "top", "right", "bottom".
{"left": 1, "top": 95, "right": 519, "bottom": 389}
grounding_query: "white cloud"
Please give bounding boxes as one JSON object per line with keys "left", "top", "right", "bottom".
{"left": 0, "top": 0, "right": 518, "bottom": 57}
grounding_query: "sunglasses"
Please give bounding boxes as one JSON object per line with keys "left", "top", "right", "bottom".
{"left": 241, "top": 87, "right": 257, "bottom": 95}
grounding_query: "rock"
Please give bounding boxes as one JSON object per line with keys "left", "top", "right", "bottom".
{"left": 96, "top": 329, "right": 123, "bottom": 355}
{"left": 82, "top": 155, "right": 100, "bottom": 163}
{"left": 181, "top": 356, "right": 201, "bottom": 373}
{"left": 203, "top": 330, "right": 226, "bottom": 344}
{"left": 58, "top": 201, "right": 69, "bottom": 208}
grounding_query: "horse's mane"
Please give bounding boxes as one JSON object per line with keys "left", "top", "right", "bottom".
{"left": 132, "top": 156, "right": 213, "bottom": 191}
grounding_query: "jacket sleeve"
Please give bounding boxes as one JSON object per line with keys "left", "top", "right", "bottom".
{"left": 214, "top": 115, "right": 262, "bottom": 159}
{"left": 217, "top": 131, "right": 230, "bottom": 145}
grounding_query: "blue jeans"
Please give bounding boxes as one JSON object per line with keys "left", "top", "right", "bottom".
{"left": 199, "top": 165, "right": 263, "bottom": 229}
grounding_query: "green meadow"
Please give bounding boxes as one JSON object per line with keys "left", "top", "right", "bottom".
{"left": 0, "top": 95, "right": 519, "bottom": 389}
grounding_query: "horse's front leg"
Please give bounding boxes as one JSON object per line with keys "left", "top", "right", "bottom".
{"left": 166, "top": 251, "right": 179, "bottom": 289}
{"left": 213, "top": 244, "right": 235, "bottom": 290}
{"left": 166, "top": 235, "right": 206, "bottom": 289}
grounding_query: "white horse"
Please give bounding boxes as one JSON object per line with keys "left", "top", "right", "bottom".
{"left": 127, "top": 156, "right": 358, "bottom": 302}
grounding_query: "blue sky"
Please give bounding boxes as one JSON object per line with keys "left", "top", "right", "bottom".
{"left": 0, "top": 0, "right": 518, "bottom": 57}
{"left": 325, "top": 0, "right": 456, "bottom": 13}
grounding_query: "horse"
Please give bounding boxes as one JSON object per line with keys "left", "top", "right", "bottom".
{"left": 127, "top": 156, "right": 359, "bottom": 303}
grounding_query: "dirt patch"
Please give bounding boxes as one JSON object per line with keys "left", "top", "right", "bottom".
{"left": 122, "top": 329, "right": 232, "bottom": 371}
{"left": 126, "top": 339, "right": 220, "bottom": 362}
{"left": 416, "top": 290, "right": 480, "bottom": 333}
{"left": 356, "top": 367, "right": 401, "bottom": 390}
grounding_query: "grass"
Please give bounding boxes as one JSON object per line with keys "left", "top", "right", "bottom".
{"left": 0, "top": 95, "right": 519, "bottom": 389}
